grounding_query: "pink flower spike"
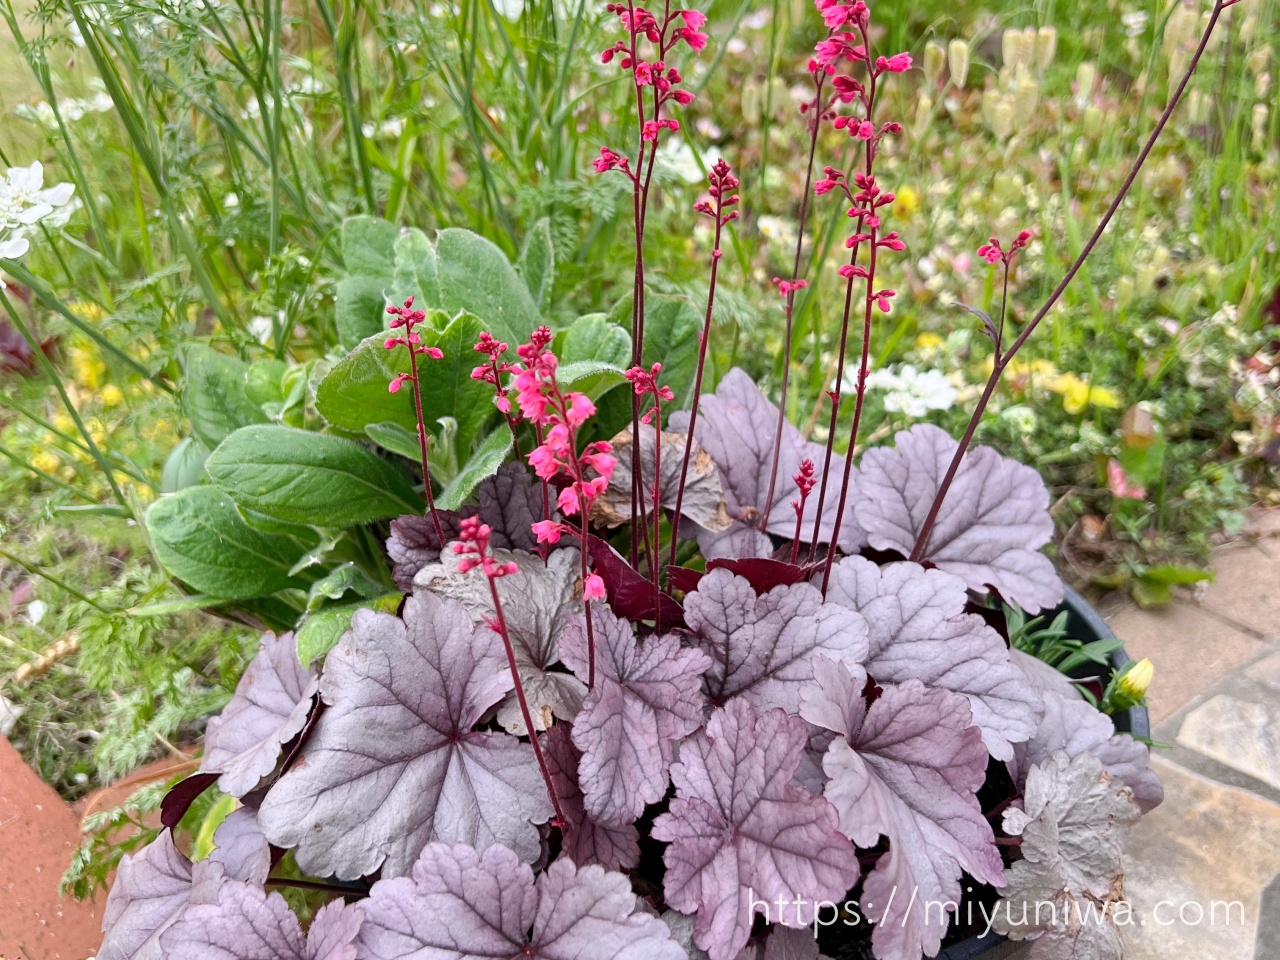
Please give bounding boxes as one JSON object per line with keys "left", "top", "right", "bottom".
{"left": 679, "top": 9, "right": 707, "bottom": 28}
{"left": 565, "top": 392, "right": 596, "bottom": 427}
{"left": 531, "top": 519, "right": 564, "bottom": 544}
{"left": 1108, "top": 459, "right": 1146, "bottom": 500}
{"left": 583, "top": 573, "right": 607, "bottom": 602}
{"left": 880, "top": 52, "right": 913, "bottom": 73}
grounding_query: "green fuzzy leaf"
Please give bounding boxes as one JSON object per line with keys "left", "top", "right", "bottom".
{"left": 244, "top": 359, "right": 288, "bottom": 406}
{"left": 342, "top": 215, "right": 398, "bottom": 278}
{"left": 607, "top": 291, "right": 701, "bottom": 405}
{"left": 335, "top": 275, "right": 391, "bottom": 350}
{"left": 295, "top": 593, "right": 401, "bottom": 665}
{"left": 560, "top": 312, "right": 632, "bottom": 369}
{"left": 205, "top": 425, "right": 421, "bottom": 526}
{"left": 364, "top": 421, "right": 421, "bottom": 460}
{"left": 316, "top": 313, "right": 496, "bottom": 454}
{"left": 315, "top": 332, "right": 418, "bottom": 433}
{"left": 146, "top": 486, "right": 313, "bottom": 599}
{"left": 182, "top": 345, "right": 269, "bottom": 449}
{"left": 306, "top": 562, "right": 386, "bottom": 612}
{"left": 160, "top": 437, "right": 210, "bottom": 494}
{"left": 392, "top": 228, "right": 444, "bottom": 312}
{"left": 437, "top": 428, "right": 513, "bottom": 511}
{"left": 517, "top": 218, "right": 556, "bottom": 312}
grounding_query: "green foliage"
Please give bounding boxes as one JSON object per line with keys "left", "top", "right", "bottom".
{"left": 146, "top": 486, "right": 316, "bottom": 599}
{"left": 182, "top": 345, "right": 271, "bottom": 449}
{"left": 1006, "top": 603, "right": 1124, "bottom": 677}
{"left": 437, "top": 428, "right": 514, "bottom": 511}
{"left": 204, "top": 425, "right": 422, "bottom": 526}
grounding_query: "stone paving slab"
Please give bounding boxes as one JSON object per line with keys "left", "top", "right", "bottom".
{"left": 1107, "top": 598, "right": 1266, "bottom": 724}
{"left": 1193, "top": 542, "right": 1280, "bottom": 639}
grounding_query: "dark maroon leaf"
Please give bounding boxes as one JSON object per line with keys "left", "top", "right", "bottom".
{"left": 706, "top": 557, "right": 819, "bottom": 593}
{"left": 584, "top": 534, "right": 685, "bottom": 630}
{"left": 160, "top": 773, "right": 221, "bottom": 830}
{"left": 664, "top": 565, "right": 704, "bottom": 596}
{"left": 386, "top": 512, "right": 468, "bottom": 592}
{"left": 542, "top": 724, "right": 641, "bottom": 872}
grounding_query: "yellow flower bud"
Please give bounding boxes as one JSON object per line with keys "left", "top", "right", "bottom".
{"left": 924, "top": 41, "right": 947, "bottom": 87}
{"left": 948, "top": 39, "right": 970, "bottom": 89}
{"left": 1118, "top": 658, "right": 1154, "bottom": 700}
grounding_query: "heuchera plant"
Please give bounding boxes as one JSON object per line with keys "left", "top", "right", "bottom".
{"left": 111, "top": 1, "right": 1242, "bottom": 958}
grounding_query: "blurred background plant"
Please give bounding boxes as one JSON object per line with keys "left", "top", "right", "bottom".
{"left": 0, "top": 0, "right": 1276, "bottom": 892}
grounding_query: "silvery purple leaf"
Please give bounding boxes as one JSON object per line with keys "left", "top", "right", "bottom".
{"left": 992, "top": 753, "right": 1138, "bottom": 960}
{"left": 683, "top": 567, "right": 868, "bottom": 713}
{"left": 414, "top": 545, "right": 585, "bottom": 735}
{"left": 559, "top": 605, "right": 710, "bottom": 824}
{"left": 669, "top": 368, "right": 866, "bottom": 560}
{"left": 542, "top": 724, "right": 640, "bottom": 871}
{"left": 161, "top": 881, "right": 364, "bottom": 960}
{"left": 800, "top": 665, "right": 1003, "bottom": 960}
{"left": 386, "top": 513, "right": 466, "bottom": 591}
{"left": 476, "top": 460, "right": 545, "bottom": 553}
{"left": 99, "top": 816, "right": 269, "bottom": 960}
{"left": 199, "top": 631, "right": 319, "bottom": 798}
{"left": 823, "top": 556, "right": 1042, "bottom": 760}
{"left": 853, "top": 423, "right": 1063, "bottom": 612}
{"left": 651, "top": 698, "right": 859, "bottom": 960}
{"left": 256, "top": 592, "right": 553, "bottom": 879}
{"left": 595, "top": 428, "right": 733, "bottom": 533}
{"left": 1008, "top": 657, "right": 1163, "bottom": 814}
{"left": 355, "top": 842, "right": 686, "bottom": 959}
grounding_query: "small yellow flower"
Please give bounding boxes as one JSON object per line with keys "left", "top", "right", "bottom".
{"left": 101, "top": 384, "right": 124, "bottom": 407}
{"left": 894, "top": 185, "right": 921, "bottom": 218}
{"left": 70, "top": 345, "right": 106, "bottom": 391}
{"left": 32, "top": 451, "right": 61, "bottom": 474}
{"left": 69, "top": 300, "right": 107, "bottom": 323}
{"left": 1118, "top": 658, "right": 1154, "bottom": 700}
{"left": 914, "top": 331, "right": 944, "bottom": 350}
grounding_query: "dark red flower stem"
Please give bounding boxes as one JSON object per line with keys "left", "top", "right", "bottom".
{"left": 908, "top": 0, "right": 1231, "bottom": 564}
{"left": 821, "top": 24, "right": 881, "bottom": 594}
{"left": 408, "top": 353, "right": 446, "bottom": 546}
{"left": 650, "top": 393, "right": 663, "bottom": 596}
{"left": 760, "top": 72, "right": 827, "bottom": 533}
{"left": 485, "top": 573, "right": 568, "bottom": 830}
{"left": 670, "top": 200, "right": 726, "bottom": 567}
{"left": 546, "top": 376, "right": 599, "bottom": 689}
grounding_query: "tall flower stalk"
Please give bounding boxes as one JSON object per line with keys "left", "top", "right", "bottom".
{"left": 669, "top": 159, "right": 739, "bottom": 568}
{"left": 909, "top": 0, "right": 1239, "bottom": 563}
{"left": 385, "top": 296, "right": 446, "bottom": 545}
{"left": 624, "top": 362, "right": 675, "bottom": 591}
{"left": 597, "top": 1, "right": 706, "bottom": 565}
{"left": 452, "top": 518, "right": 567, "bottom": 830}
{"left": 515, "top": 328, "right": 617, "bottom": 688}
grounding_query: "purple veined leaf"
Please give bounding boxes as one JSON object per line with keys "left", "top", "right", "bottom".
{"left": 542, "top": 724, "right": 640, "bottom": 871}
{"left": 669, "top": 368, "right": 867, "bottom": 561}
{"left": 1008, "top": 653, "right": 1163, "bottom": 813}
{"left": 594, "top": 428, "right": 734, "bottom": 533}
{"left": 682, "top": 567, "right": 868, "bottom": 713}
{"left": 385, "top": 464, "right": 549, "bottom": 590}
{"left": 853, "top": 423, "right": 1063, "bottom": 612}
{"left": 823, "top": 556, "right": 1043, "bottom": 761}
{"left": 476, "top": 460, "right": 548, "bottom": 553}
{"left": 558, "top": 605, "right": 711, "bottom": 825}
{"left": 256, "top": 592, "right": 553, "bottom": 879}
{"left": 198, "top": 631, "right": 320, "bottom": 798}
{"left": 800, "top": 664, "right": 1003, "bottom": 960}
{"left": 355, "top": 842, "right": 686, "bottom": 959}
{"left": 706, "top": 557, "right": 821, "bottom": 593}
{"left": 100, "top": 814, "right": 271, "bottom": 960}
{"left": 992, "top": 753, "right": 1139, "bottom": 960}
{"left": 415, "top": 546, "right": 586, "bottom": 734}
{"left": 160, "top": 879, "right": 364, "bottom": 960}
{"left": 584, "top": 534, "right": 686, "bottom": 629}
{"left": 651, "top": 699, "right": 859, "bottom": 960}
{"left": 386, "top": 512, "right": 468, "bottom": 592}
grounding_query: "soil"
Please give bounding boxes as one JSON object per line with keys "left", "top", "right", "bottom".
{"left": 0, "top": 735, "right": 101, "bottom": 960}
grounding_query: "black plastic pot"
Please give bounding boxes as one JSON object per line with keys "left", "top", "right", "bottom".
{"left": 935, "top": 586, "right": 1148, "bottom": 960}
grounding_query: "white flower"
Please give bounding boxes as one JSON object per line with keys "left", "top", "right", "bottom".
{"left": 0, "top": 162, "right": 77, "bottom": 260}
{"left": 856, "top": 363, "right": 958, "bottom": 417}
{"left": 655, "top": 139, "right": 707, "bottom": 184}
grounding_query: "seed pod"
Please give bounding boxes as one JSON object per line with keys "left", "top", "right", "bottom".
{"left": 924, "top": 41, "right": 946, "bottom": 86}
{"left": 1076, "top": 61, "right": 1098, "bottom": 99}
{"left": 1013, "top": 67, "right": 1040, "bottom": 118}
{"left": 948, "top": 38, "right": 970, "bottom": 88}
{"left": 1185, "top": 90, "right": 1209, "bottom": 126}
{"left": 1252, "top": 103, "right": 1270, "bottom": 153}
{"left": 1036, "top": 26, "right": 1057, "bottom": 70}
{"left": 1082, "top": 104, "right": 1105, "bottom": 139}
{"left": 990, "top": 98, "right": 1014, "bottom": 141}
